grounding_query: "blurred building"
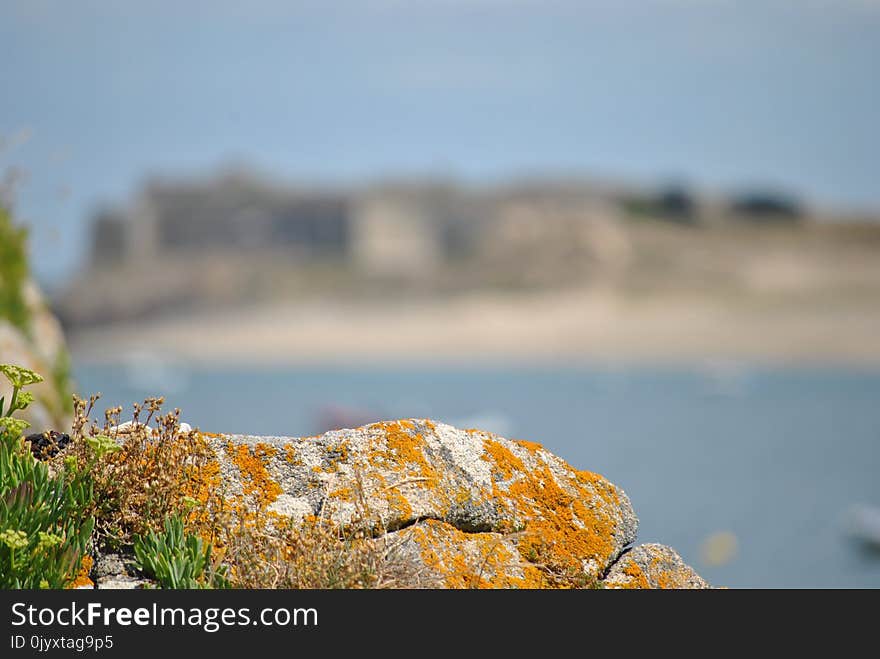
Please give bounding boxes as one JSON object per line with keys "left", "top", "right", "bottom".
{"left": 59, "top": 170, "right": 834, "bottom": 328}
{"left": 88, "top": 175, "right": 521, "bottom": 280}
{"left": 62, "top": 173, "right": 628, "bottom": 325}
{"left": 91, "top": 173, "right": 351, "bottom": 266}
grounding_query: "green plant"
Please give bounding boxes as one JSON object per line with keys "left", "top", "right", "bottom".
{"left": 0, "top": 207, "right": 31, "bottom": 335}
{"left": 0, "top": 363, "right": 42, "bottom": 419}
{"left": 133, "top": 515, "right": 228, "bottom": 589}
{"left": 0, "top": 363, "right": 95, "bottom": 588}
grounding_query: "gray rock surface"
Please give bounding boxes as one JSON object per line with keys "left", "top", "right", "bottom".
{"left": 92, "top": 553, "right": 130, "bottom": 580}
{"left": 601, "top": 543, "right": 710, "bottom": 589}
{"left": 95, "top": 576, "right": 153, "bottom": 590}
{"left": 91, "top": 552, "right": 155, "bottom": 590}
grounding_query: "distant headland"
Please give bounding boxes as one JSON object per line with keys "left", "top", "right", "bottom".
{"left": 55, "top": 172, "right": 880, "bottom": 367}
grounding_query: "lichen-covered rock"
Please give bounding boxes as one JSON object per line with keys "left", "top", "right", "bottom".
{"left": 381, "top": 519, "right": 542, "bottom": 588}
{"left": 601, "top": 543, "right": 710, "bottom": 589}
{"left": 200, "top": 419, "right": 642, "bottom": 587}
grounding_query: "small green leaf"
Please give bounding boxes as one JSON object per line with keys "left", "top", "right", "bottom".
{"left": 13, "top": 391, "right": 34, "bottom": 411}
{"left": 85, "top": 435, "right": 121, "bottom": 459}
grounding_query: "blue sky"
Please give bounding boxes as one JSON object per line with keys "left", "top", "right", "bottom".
{"left": 2, "top": 0, "right": 879, "bottom": 285}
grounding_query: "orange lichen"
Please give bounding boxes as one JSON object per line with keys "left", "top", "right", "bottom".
{"left": 408, "top": 520, "right": 542, "bottom": 589}
{"left": 183, "top": 435, "right": 223, "bottom": 507}
{"left": 370, "top": 471, "right": 414, "bottom": 521}
{"left": 603, "top": 552, "right": 699, "bottom": 589}
{"left": 311, "top": 440, "right": 349, "bottom": 473}
{"left": 482, "top": 439, "right": 526, "bottom": 480}
{"left": 513, "top": 440, "right": 544, "bottom": 453}
{"left": 479, "top": 439, "right": 621, "bottom": 587}
{"left": 367, "top": 420, "right": 441, "bottom": 490}
{"left": 654, "top": 571, "right": 679, "bottom": 589}
{"left": 176, "top": 435, "right": 230, "bottom": 554}
{"left": 284, "top": 445, "right": 302, "bottom": 465}
{"left": 226, "top": 442, "right": 282, "bottom": 510}
{"left": 386, "top": 487, "right": 413, "bottom": 520}
{"left": 329, "top": 486, "right": 354, "bottom": 502}
{"left": 453, "top": 486, "right": 473, "bottom": 505}
{"left": 615, "top": 562, "right": 651, "bottom": 589}
{"left": 362, "top": 420, "right": 471, "bottom": 524}
{"left": 651, "top": 555, "right": 680, "bottom": 589}
{"left": 575, "top": 469, "right": 621, "bottom": 506}
{"left": 327, "top": 441, "right": 349, "bottom": 471}
{"left": 647, "top": 553, "right": 698, "bottom": 589}
{"left": 67, "top": 555, "right": 94, "bottom": 589}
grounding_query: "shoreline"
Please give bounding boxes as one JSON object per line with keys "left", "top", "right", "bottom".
{"left": 66, "top": 288, "right": 880, "bottom": 369}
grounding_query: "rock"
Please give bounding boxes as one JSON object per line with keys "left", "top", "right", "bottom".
{"left": 96, "top": 576, "right": 153, "bottom": 590}
{"left": 601, "top": 543, "right": 710, "bottom": 589}
{"left": 0, "top": 278, "right": 74, "bottom": 431}
{"left": 106, "top": 421, "right": 189, "bottom": 436}
{"left": 92, "top": 552, "right": 155, "bottom": 590}
{"left": 199, "top": 419, "right": 645, "bottom": 587}
{"left": 381, "top": 519, "right": 545, "bottom": 588}
{"left": 108, "top": 421, "right": 154, "bottom": 435}
{"left": 24, "top": 430, "right": 71, "bottom": 460}
{"left": 0, "top": 321, "right": 57, "bottom": 430}
{"left": 22, "top": 279, "right": 68, "bottom": 372}
{"left": 92, "top": 553, "right": 130, "bottom": 580}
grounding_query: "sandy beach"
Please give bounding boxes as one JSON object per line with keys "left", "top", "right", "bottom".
{"left": 66, "top": 286, "right": 880, "bottom": 368}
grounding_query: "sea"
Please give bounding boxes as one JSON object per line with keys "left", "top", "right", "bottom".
{"left": 73, "top": 362, "right": 880, "bottom": 589}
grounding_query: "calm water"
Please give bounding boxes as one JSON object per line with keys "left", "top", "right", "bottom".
{"left": 73, "top": 363, "right": 880, "bottom": 588}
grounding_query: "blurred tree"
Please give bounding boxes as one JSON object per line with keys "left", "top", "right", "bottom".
{"left": 0, "top": 206, "right": 31, "bottom": 335}
{"left": 730, "top": 192, "right": 802, "bottom": 221}
{"left": 656, "top": 185, "right": 696, "bottom": 224}
{"left": 619, "top": 184, "right": 697, "bottom": 225}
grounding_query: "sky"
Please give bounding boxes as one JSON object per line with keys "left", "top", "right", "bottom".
{"left": 2, "top": 0, "right": 879, "bottom": 286}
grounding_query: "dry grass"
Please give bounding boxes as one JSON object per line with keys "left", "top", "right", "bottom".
{"left": 224, "top": 516, "right": 384, "bottom": 589}
{"left": 60, "top": 394, "right": 214, "bottom": 551}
